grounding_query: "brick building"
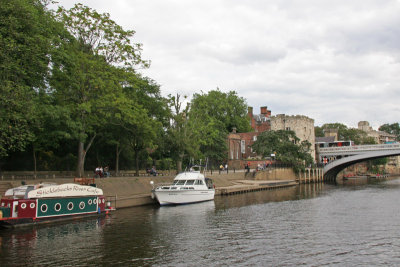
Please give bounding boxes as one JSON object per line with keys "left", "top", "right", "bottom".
{"left": 227, "top": 106, "right": 316, "bottom": 169}
{"left": 248, "top": 106, "right": 271, "bottom": 132}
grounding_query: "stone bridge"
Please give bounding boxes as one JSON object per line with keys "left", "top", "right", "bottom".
{"left": 319, "top": 143, "right": 400, "bottom": 181}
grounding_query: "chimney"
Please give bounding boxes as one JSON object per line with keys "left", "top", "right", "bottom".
{"left": 260, "top": 106, "right": 271, "bottom": 117}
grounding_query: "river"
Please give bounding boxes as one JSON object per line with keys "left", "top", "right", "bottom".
{"left": 1, "top": 178, "right": 400, "bottom": 266}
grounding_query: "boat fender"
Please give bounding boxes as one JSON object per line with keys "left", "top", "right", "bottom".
{"left": 98, "top": 207, "right": 101, "bottom": 214}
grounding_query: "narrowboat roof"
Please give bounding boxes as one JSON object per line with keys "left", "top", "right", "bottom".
{"left": 4, "top": 183, "right": 103, "bottom": 199}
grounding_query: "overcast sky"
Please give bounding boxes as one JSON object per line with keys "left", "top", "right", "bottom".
{"left": 56, "top": 0, "right": 400, "bottom": 129}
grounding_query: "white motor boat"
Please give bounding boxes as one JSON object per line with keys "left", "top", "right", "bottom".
{"left": 151, "top": 166, "right": 215, "bottom": 206}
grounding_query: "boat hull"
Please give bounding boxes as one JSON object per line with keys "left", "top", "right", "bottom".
{"left": 0, "top": 210, "right": 112, "bottom": 228}
{"left": 153, "top": 189, "right": 215, "bottom": 205}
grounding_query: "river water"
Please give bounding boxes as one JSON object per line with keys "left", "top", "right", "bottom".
{"left": 1, "top": 178, "right": 400, "bottom": 266}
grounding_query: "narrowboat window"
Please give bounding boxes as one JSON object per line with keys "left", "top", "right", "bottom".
{"left": 54, "top": 203, "right": 61, "bottom": 212}
{"left": 41, "top": 204, "right": 48, "bottom": 213}
{"left": 185, "top": 180, "right": 195, "bottom": 185}
{"left": 30, "top": 203, "right": 35, "bottom": 209}
{"left": 195, "top": 180, "right": 204, "bottom": 185}
{"left": 79, "top": 201, "right": 85, "bottom": 210}
{"left": 21, "top": 203, "right": 27, "bottom": 209}
{"left": 176, "top": 180, "right": 186, "bottom": 185}
{"left": 1, "top": 202, "right": 4, "bottom": 206}
{"left": 67, "top": 202, "right": 74, "bottom": 210}
{"left": 88, "top": 199, "right": 93, "bottom": 205}
{"left": 93, "top": 199, "right": 97, "bottom": 204}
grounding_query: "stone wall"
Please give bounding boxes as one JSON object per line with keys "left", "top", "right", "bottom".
{"left": 270, "top": 114, "right": 316, "bottom": 161}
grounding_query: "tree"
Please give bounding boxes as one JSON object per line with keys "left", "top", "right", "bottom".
{"left": 320, "top": 123, "right": 373, "bottom": 145}
{"left": 252, "top": 130, "right": 314, "bottom": 173}
{"left": 166, "top": 94, "right": 199, "bottom": 173}
{"left": 379, "top": 123, "right": 400, "bottom": 141}
{"left": 188, "top": 89, "right": 252, "bottom": 167}
{"left": 0, "top": 0, "right": 58, "bottom": 157}
{"left": 53, "top": 4, "right": 149, "bottom": 176}
{"left": 314, "top": 126, "right": 324, "bottom": 137}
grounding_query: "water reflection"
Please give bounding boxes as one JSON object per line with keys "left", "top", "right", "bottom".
{"left": 0, "top": 216, "right": 111, "bottom": 267}
{"left": 215, "top": 183, "right": 329, "bottom": 210}
{"left": 2, "top": 179, "right": 400, "bottom": 266}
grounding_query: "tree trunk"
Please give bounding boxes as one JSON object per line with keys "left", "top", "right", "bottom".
{"left": 32, "top": 144, "right": 37, "bottom": 178}
{"left": 77, "top": 141, "right": 85, "bottom": 177}
{"left": 135, "top": 148, "right": 140, "bottom": 176}
{"left": 77, "top": 134, "right": 96, "bottom": 178}
{"left": 115, "top": 144, "right": 120, "bottom": 176}
{"left": 176, "top": 152, "right": 184, "bottom": 173}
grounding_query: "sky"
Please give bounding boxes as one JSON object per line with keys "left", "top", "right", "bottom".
{"left": 55, "top": 0, "right": 400, "bottom": 129}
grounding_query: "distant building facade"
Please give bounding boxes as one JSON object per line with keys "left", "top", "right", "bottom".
{"left": 270, "top": 114, "right": 316, "bottom": 161}
{"left": 357, "top": 121, "right": 399, "bottom": 168}
{"left": 248, "top": 106, "right": 271, "bottom": 132}
{"left": 227, "top": 107, "right": 316, "bottom": 168}
{"left": 358, "top": 121, "right": 396, "bottom": 144}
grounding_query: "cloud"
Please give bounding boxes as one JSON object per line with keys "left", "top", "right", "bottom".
{"left": 54, "top": 0, "right": 400, "bottom": 129}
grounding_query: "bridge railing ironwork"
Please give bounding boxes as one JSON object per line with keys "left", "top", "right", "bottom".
{"left": 319, "top": 143, "right": 400, "bottom": 153}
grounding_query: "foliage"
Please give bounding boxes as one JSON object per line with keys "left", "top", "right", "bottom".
{"left": 165, "top": 94, "right": 199, "bottom": 173}
{"left": 51, "top": 4, "right": 150, "bottom": 176}
{"left": 252, "top": 130, "right": 314, "bottom": 173}
{"left": 188, "top": 89, "right": 251, "bottom": 165}
{"left": 379, "top": 123, "right": 400, "bottom": 141}
{"left": 314, "top": 126, "right": 324, "bottom": 137}
{"left": 319, "top": 123, "right": 376, "bottom": 145}
{"left": 0, "top": 0, "right": 57, "bottom": 156}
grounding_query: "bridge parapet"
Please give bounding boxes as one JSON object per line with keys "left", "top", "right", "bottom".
{"left": 319, "top": 143, "right": 400, "bottom": 157}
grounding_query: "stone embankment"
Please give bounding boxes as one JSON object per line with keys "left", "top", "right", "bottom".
{"left": 0, "top": 168, "right": 324, "bottom": 208}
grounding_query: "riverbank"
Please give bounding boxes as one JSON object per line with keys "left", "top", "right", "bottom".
{"left": 0, "top": 171, "right": 299, "bottom": 208}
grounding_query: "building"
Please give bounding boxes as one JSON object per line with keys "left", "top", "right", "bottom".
{"left": 358, "top": 121, "right": 399, "bottom": 168}
{"left": 270, "top": 114, "right": 316, "bottom": 161}
{"left": 358, "top": 121, "right": 396, "bottom": 144}
{"left": 248, "top": 106, "right": 271, "bottom": 132}
{"left": 227, "top": 107, "right": 316, "bottom": 168}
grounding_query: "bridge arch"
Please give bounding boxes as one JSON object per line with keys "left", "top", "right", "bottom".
{"left": 323, "top": 150, "right": 400, "bottom": 181}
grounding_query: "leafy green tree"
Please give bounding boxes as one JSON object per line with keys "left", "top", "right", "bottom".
{"left": 314, "top": 126, "right": 324, "bottom": 137}
{"left": 53, "top": 4, "right": 148, "bottom": 176}
{"left": 252, "top": 130, "right": 314, "bottom": 173}
{"left": 188, "top": 89, "right": 251, "bottom": 167}
{"left": 166, "top": 94, "right": 199, "bottom": 173}
{"left": 0, "top": 0, "right": 58, "bottom": 157}
{"left": 379, "top": 123, "right": 400, "bottom": 141}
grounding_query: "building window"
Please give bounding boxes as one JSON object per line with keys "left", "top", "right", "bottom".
{"left": 253, "top": 136, "right": 257, "bottom": 141}
{"left": 286, "top": 127, "right": 291, "bottom": 131}
{"left": 241, "top": 140, "right": 246, "bottom": 153}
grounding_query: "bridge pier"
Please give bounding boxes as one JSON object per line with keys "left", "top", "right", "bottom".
{"left": 299, "top": 168, "right": 324, "bottom": 184}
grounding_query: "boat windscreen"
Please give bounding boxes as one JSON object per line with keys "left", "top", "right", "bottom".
{"left": 176, "top": 180, "right": 186, "bottom": 185}
{"left": 185, "top": 180, "right": 195, "bottom": 185}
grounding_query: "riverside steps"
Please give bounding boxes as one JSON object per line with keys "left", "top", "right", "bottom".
{"left": 0, "top": 167, "right": 324, "bottom": 208}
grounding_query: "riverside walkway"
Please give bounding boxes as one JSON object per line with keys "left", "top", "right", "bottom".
{"left": 0, "top": 170, "right": 302, "bottom": 208}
